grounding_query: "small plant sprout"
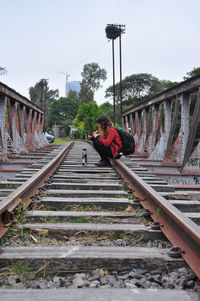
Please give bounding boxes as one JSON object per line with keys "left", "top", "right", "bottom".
{"left": 157, "top": 208, "right": 160, "bottom": 219}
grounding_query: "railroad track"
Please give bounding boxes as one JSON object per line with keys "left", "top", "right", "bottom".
{"left": 0, "top": 141, "right": 199, "bottom": 300}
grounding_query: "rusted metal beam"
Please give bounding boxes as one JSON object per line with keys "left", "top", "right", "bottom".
{"left": 181, "top": 88, "right": 200, "bottom": 170}
{"left": 145, "top": 107, "right": 152, "bottom": 141}
{"left": 154, "top": 104, "right": 164, "bottom": 147}
{"left": 16, "top": 103, "right": 22, "bottom": 138}
{"left": 135, "top": 111, "right": 141, "bottom": 139}
{"left": 112, "top": 159, "right": 200, "bottom": 278}
{"left": 165, "top": 98, "right": 180, "bottom": 155}
{"left": 6, "top": 98, "right": 13, "bottom": 140}
{"left": 0, "top": 126, "right": 3, "bottom": 148}
{"left": 122, "top": 75, "right": 200, "bottom": 116}
{"left": 0, "top": 81, "right": 43, "bottom": 114}
{"left": 129, "top": 113, "right": 134, "bottom": 136}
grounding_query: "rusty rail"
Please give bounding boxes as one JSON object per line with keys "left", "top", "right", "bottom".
{"left": 112, "top": 159, "right": 200, "bottom": 278}
{"left": 0, "top": 142, "right": 74, "bottom": 237}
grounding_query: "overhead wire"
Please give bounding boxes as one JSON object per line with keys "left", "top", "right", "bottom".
{"left": 62, "top": 1, "right": 133, "bottom": 74}
{"left": 65, "top": 37, "right": 107, "bottom": 73}
{"left": 58, "top": 0, "right": 144, "bottom": 83}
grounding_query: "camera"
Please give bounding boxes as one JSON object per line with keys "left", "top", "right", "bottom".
{"left": 85, "top": 133, "right": 92, "bottom": 140}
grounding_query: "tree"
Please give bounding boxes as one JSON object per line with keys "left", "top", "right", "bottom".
{"left": 79, "top": 84, "right": 94, "bottom": 103}
{"left": 105, "top": 73, "right": 178, "bottom": 107}
{"left": 0, "top": 67, "right": 7, "bottom": 75}
{"left": 29, "top": 80, "right": 59, "bottom": 111}
{"left": 81, "top": 63, "right": 107, "bottom": 91}
{"left": 183, "top": 67, "right": 200, "bottom": 80}
{"left": 105, "top": 73, "right": 159, "bottom": 106}
{"left": 73, "top": 102, "right": 99, "bottom": 136}
{"left": 48, "top": 97, "right": 80, "bottom": 135}
{"left": 148, "top": 79, "right": 178, "bottom": 97}
{"left": 98, "top": 102, "right": 113, "bottom": 121}
{"left": 29, "top": 79, "right": 59, "bottom": 130}
{"left": 67, "top": 90, "right": 79, "bottom": 101}
{"left": 79, "top": 63, "right": 107, "bottom": 103}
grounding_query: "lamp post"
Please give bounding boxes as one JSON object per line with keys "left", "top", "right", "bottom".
{"left": 118, "top": 25, "right": 125, "bottom": 125}
{"left": 112, "top": 38, "right": 116, "bottom": 125}
{"left": 105, "top": 24, "right": 125, "bottom": 126}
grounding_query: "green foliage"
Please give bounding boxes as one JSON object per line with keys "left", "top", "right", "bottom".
{"left": 67, "top": 89, "right": 79, "bottom": 101}
{"left": 148, "top": 79, "right": 178, "bottom": 97}
{"left": 0, "top": 67, "right": 7, "bottom": 75}
{"left": 79, "top": 83, "right": 94, "bottom": 103}
{"left": 48, "top": 97, "right": 80, "bottom": 135}
{"left": 73, "top": 217, "right": 92, "bottom": 223}
{"left": 122, "top": 181, "right": 129, "bottom": 191}
{"left": 15, "top": 203, "right": 27, "bottom": 224}
{"left": 73, "top": 102, "right": 99, "bottom": 136}
{"left": 0, "top": 227, "right": 15, "bottom": 246}
{"left": 105, "top": 73, "right": 178, "bottom": 107}
{"left": 12, "top": 261, "right": 29, "bottom": 277}
{"left": 98, "top": 102, "right": 113, "bottom": 120}
{"left": 29, "top": 80, "right": 59, "bottom": 109}
{"left": 29, "top": 80, "right": 59, "bottom": 130}
{"left": 183, "top": 67, "right": 200, "bottom": 80}
{"left": 157, "top": 208, "right": 160, "bottom": 219}
{"left": 81, "top": 63, "right": 107, "bottom": 91}
{"left": 52, "top": 137, "right": 72, "bottom": 144}
{"left": 79, "top": 63, "right": 107, "bottom": 103}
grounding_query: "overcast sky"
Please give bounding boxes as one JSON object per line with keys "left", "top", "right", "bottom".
{"left": 1, "top": 0, "right": 200, "bottom": 105}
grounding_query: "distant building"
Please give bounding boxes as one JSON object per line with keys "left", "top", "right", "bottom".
{"left": 66, "top": 81, "right": 81, "bottom": 96}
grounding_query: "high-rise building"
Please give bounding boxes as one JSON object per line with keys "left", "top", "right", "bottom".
{"left": 66, "top": 81, "right": 81, "bottom": 96}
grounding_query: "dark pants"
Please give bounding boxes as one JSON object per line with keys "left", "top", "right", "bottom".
{"left": 92, "top": 138, "right": 121, "bottom": 161}
{"left": 93, "top": 138, "right": 113, "bottom": 161}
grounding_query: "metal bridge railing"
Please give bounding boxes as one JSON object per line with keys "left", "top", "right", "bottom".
{"left": 122, "top": 75, "right": 200, "bottom": 174}
{"left": 0, "top": 82, "right": 48, "bottom": 161}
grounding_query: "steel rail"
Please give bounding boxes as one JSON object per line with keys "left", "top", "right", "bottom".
{"left": 111, "top": 159, "right": 200, "bottom": 278}
{"left": 0, "top": 142, "right": 74, "bottom": 238}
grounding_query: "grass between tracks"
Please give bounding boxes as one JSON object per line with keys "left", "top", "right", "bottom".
{"left": 51, "top": 137, "right": 73, "bottom": 145}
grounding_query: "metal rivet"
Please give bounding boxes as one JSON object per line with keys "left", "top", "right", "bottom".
{"left": 151, "top": 221, "right": 161, "bottom": 230}
{"left": 143, "top": 208, "right": 152, "bottom": 217}
{"left": 168, "top": 246, "right": 182, "bottom": 258}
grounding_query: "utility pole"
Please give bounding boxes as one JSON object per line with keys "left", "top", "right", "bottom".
{"left": 118, "top": 25, "right": 125, "bottom": 126}
{"left": 39, "top": 79, "right": 48, "bottom": 129}
{"left": 112, "top": 38, "right": 116, "bottom": 126}
{"left": 105, "top": 24, "right": 125, "bottom": 126}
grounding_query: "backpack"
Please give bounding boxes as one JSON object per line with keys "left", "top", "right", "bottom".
{"left": 116, "top": 128, "right": 135, "bottom": 155}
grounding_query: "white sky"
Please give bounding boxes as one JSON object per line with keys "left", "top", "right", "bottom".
{"left": 1, "top": 0, "right": 200, "bottom": 105}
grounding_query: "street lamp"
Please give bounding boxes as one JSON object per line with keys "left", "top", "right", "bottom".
{"left": 105, "top": 24, "right": 125, "bottom": 126}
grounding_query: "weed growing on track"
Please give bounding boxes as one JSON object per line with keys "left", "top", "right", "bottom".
{"left": 122, "top": 182, "right": 129, "bottom": 191}
{"left": 12, "top": 261, "right": 29, "bottom": 279}
{"left": 73, "top": 217, "right": 93, "bottom": 223}
{"left": 0, "top": 227, "right": 32, "bottom": 247}
{"left": 65, "top": 204, "right": 103, "bottom": 212}
{"left": 40, "top": 216, "right": 60, "bottom": 223}
{"left": 15, "top": 203, "right": 27, "bottom": 224}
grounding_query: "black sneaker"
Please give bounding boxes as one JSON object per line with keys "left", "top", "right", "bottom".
{"left": 95, "top": 160, "right": 111, "bottom": 167}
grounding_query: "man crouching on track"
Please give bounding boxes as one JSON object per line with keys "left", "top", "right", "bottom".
{"left": 87, "top": 115, "right": 122, "bottom": 167}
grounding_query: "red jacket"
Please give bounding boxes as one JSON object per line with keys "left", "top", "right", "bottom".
{"left": 98, "top": 128, "right": 122, "bottom": 158}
